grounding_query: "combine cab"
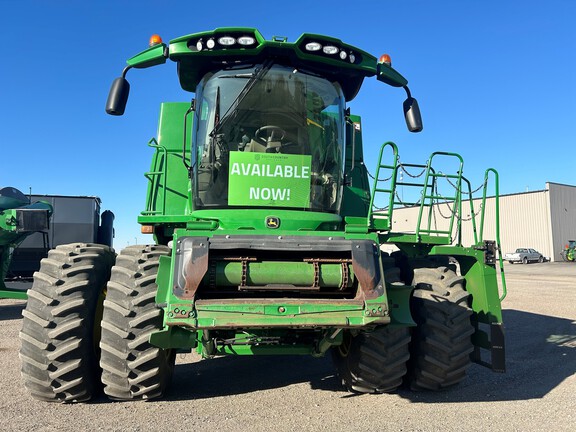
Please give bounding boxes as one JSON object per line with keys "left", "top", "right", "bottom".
{"left": 20, "top": 28, "right": 506, "bottom": 402}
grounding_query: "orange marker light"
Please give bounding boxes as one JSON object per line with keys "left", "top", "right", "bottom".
{"left": 149, "top": 34, "right": 163, "bottom": 47}
{"left": 141, "top": 225, "right": 154, "bottom": 234}
{"left": 379, "top": 54, "right": 392, "bottom": 66}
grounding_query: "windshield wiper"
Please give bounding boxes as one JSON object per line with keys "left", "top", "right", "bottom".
{"left": 209, "top": 59, "right": 274, "bottom": 138}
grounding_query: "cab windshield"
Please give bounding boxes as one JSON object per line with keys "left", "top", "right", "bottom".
{"left": 192, "top": 64, "right": 345, "bottom": 212}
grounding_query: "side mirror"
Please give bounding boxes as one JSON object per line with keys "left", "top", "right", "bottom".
{"left": 403, "top": 97, "right": 423, "bottom": 133}
{"left": 105, "top": 77, "right": 130, "bottom": 116}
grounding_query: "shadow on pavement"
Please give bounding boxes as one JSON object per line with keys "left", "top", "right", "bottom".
{"left": 96, "top": 308, "right": 573, "bottom": 403}
{"left": 0, "top": 302, "right": 25, "bottom": 321}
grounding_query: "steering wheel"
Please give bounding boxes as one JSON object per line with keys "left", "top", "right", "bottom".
{"left": 255, "top": 125, "right": 286, "bottom": 144}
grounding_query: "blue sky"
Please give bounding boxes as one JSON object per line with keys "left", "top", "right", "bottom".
{"left": 1, "top": 0, "right": 574, "bottom": 249}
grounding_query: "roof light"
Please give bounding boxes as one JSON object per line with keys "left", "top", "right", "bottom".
{"left": 305, "top": 42, "right": 322, "bottom": 51}
{"left": 149, "top": 34, "right": 163, "bottom": 47}
{"left": 218, "top": 36, "right": 236, "bottom": 46}
{"left": 206, "top": 38, "right": 215, "bottom": 49}
{"left": 379, "top": 54, "right": 392, "bottom": 66}
{"left": 322, "top": 45, "right": 339, "bottom": 55}
{"left": 237, "top": 36, "right": 256, "bottom": 46}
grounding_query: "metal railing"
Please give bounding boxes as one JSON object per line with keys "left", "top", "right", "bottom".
{"left": 141, "top": 138, "right": 168, "bottom": 216}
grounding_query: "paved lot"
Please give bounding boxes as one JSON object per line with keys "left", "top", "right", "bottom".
{"left": 1, "top": 262, "right": 575, "bottom": 431}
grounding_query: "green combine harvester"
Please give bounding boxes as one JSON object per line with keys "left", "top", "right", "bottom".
{"left": 20, "top": 28, "right": 507, "bottom": 402}
{"left": 0, "top": 187, "right": 52, "bottom": 300}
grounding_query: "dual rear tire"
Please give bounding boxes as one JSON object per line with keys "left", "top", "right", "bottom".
{"left": 332, "top": 261, "right": 474, "bottom": 393}
{"left": 19, "top": 244, "right": 175, "bottom": 402}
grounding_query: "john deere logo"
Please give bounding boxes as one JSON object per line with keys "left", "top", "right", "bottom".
{"left": 266, "top": 216, "right": 280, "bottom": 229}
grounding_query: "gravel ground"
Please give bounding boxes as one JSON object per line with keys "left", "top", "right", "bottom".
{"left": 1, "top": 262, "right": 575, "bottom": 432}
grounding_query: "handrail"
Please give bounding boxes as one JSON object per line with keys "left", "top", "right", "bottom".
{"left": 142, "top": 138, "right": 168, "bottom": 216}
{"left": 368, "top": 142, "right": 399, "bottom": 228}
{"left": 416, "top": 152, "right": 464, "bottom": 242}
{"left": 480, "top": 168, "right": 507, "bottom": 301}
{"left": 461, "top": 177, "right": 479, "bottom": 246}
{"left": 370, "top": 144, "right": 507, "bottom": 301}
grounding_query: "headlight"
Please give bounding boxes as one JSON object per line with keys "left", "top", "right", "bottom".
{"left": 206, "top": 38, "right": 216, "bottom": 49}
{"left": 237, "top": 36, "right": 256, "bottom": 46}
{"left": 218, "top": 36, "right": 236, "bottom": 46}
{"left": 322, "top": 45, "right": 339, "bottom": 55}
{"left": 305, "top": 42, "right": 322, "bottom": 51}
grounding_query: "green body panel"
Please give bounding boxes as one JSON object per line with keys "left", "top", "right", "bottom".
{"left": 117, "top": 28, "right": 505, "bottom": 370}
{"left": 188, "top": 209, "right": 341, "bottom": 232}
{"left": 430, "top": 245, "right": 504, "bottom": 350}
{"left": 341, "top": 115, "right": 372, "bottom": 219}
{"left": 0, "top": 288, "right": 27, "bottom": 300}
{"left": 127, "top": 43, "right": 167, "bottom": 69}
{"left": 138, "top": 103, "right": 192, "bottom": 242}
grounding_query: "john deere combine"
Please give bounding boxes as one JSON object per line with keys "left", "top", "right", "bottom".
{"left": 20, "top": 28, "right": 506, "bottom": 402}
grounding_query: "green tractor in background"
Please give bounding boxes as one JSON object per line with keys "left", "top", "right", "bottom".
{"left": 561, "top": 240, "right": 575, "bottom": 262}
{"left": 20, "top": 28, "right": 507, "bottom": 402}
{"left": 0, "top": 187, "right": 52, "bottom": 299}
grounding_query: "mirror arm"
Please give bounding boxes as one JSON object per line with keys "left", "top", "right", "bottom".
{"left": 403, "top": 85, "right": 412, "bottom": 99}
{"left": 121, "top": 65, "right": 133, "bottom": 79}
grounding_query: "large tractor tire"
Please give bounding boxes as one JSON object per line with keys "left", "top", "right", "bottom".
{"left": 19, "top": 243, "right": 115, "bottom": 402}
{"left": 100, "top": 245, "right": 175, "bottom": 400}
{"left": 332, "top": 326, "right": 411, "bottom": 393}
{"left": 332, "top": 263, "right": 411, "bottom": 393}
{"left": 408, "top": 264, "right": 474, "bottom": 390}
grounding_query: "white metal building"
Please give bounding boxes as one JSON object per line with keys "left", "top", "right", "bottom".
{"left": 389, "top": 182, "right": 576, "bottom": 262}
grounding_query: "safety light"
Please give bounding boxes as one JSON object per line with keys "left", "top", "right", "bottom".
{"left": 322, "top": 45, "right": 339, "bottom": 55}
{"left": 149, "top": 34, "right": 163, "bottom": 47}
{"left": 379, "top": 54, "right": 392, "bottom": 66}
{"left": 218, "top": 36, "right": 236, "bottom": 46}
{"left": 141, "top": 225, "right": 154, "bottom": 234}
{"left": 237, "top": 36, "right": 256, "bottom": 46}
{"left": 305, "top": 42, "right": 322, "bottom": 51}
{"left": 206, "top": 38, "right": 216, "bottom": 49}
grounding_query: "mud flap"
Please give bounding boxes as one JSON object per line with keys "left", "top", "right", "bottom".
{"left": 471, "top": 322, "right": 506, "bottom": 373}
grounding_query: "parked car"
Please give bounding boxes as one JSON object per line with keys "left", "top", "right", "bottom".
{"left": 504, "top": 248, "right": 545, "bottom": 264}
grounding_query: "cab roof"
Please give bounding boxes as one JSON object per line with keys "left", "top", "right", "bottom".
{"left": 127, "top": 27, "right": 408, "bottom": 102}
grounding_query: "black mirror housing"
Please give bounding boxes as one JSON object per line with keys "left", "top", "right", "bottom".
{"left": 105, "top": 77, "right": 130, "bottom": 116}
{"left": 403, "top": 97, "right": 423, "bottom": 133}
